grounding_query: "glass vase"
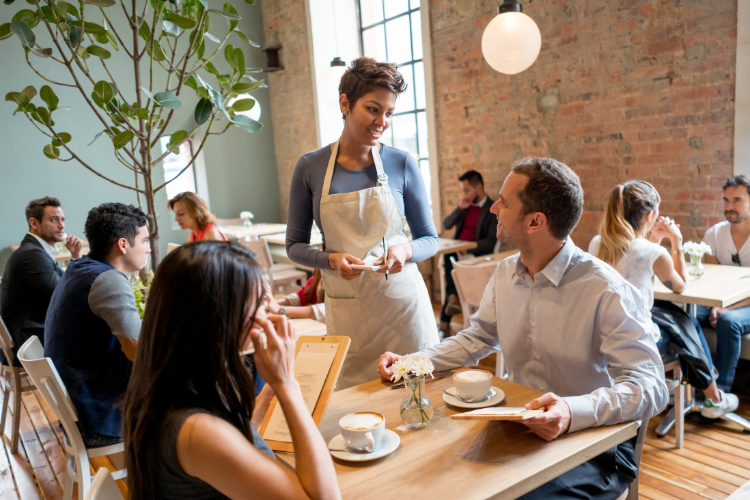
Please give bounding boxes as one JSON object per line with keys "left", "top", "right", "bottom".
{"left": 400, "top": 374, "right": 433, "bottom": 429}
{"left": 688, "top": 253, "right": 704, "bottom": 279}
{"left": 243, "top": 218, "right": 253, "bottom": 227}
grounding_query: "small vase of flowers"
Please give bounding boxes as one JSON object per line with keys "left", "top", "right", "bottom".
{"left": 390, "top": 353, "right": 435, "bottom": 429}
{"left": 682, "top": 241, "right": 712, "bottom": 279}
{"left": 240, "top": 211, "right": 254, "bottom": 227}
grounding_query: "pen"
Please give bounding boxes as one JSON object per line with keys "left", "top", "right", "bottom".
{"left": 383, "top": 236, "right": 388, "bottom": 281}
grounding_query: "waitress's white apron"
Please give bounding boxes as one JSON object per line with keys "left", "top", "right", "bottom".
{"left": 320, "top": 141, "right": 438, "bottom": 389}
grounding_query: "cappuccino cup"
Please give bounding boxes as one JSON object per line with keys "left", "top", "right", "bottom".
{"left": 453, "top": 369, "right": 493, "bottom": 401}
{"left": 339, "top": 412, "right": 385, "bottom": 452}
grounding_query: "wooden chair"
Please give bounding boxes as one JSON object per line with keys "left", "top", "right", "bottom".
{"left": 84, "top": 468, "right": 125, "bottom": 500}
{"left": 17, "top": 336, "right": 127, "bottom": 500}
{"left": 451, "top": 259, "right": 505, "bottom": 377}
{"left": 0, "top": 316, "right": 36, "bottom": 453}
{"left": 238, "top": 239, "right": 307, "bottom": 293}
{"left": 215, "top": 217, "right": 243, "bottom": 226}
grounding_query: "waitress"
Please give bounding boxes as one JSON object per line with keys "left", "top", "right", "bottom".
{"left": 286, "top": 57, "right": 439, "bottom": 389}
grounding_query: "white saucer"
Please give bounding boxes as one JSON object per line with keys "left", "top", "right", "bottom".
{"left": 328, "top": 429, "right": 400, "bottom": 462}
{"left": 443, "top": 386, "right": 506, "bottom": 409}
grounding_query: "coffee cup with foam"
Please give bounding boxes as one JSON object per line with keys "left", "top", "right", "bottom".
{"left": 453, "top": 369, "right": 493, "bottom": 401}
{"left": 338, "top": 411, "right": 385, "bottom": 452}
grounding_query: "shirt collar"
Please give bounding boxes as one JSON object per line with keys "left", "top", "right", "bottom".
{"left": 473, "top": 195, "right": 488, "bottom": 208}
{"left": 513, "top": 238, "right": 575, "bottom": 287}
{"left": 28, "top": 232, "right": 57, "bottom": 259}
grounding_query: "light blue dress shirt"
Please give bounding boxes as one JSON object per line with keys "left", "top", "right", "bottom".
{"left": 420, "top": 238, "right": 669, "bottom": 433}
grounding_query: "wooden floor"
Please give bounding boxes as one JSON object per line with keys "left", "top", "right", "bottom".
{"left": 0, "top": 374, "right": 748, "bottom": 499}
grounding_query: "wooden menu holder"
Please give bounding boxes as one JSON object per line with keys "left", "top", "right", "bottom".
{"left": 259, "top": 335, "right": 350, "bottom": 453}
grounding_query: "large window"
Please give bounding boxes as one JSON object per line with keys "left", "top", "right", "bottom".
{"left": 359, "top": 0, "right": 431, "bottom": 204}
{"left": 160, "top": 136, "right": 198, "bottom": 201}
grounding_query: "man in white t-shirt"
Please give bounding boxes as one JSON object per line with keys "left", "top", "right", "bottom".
{"left": 698, "top": 175, "right": 750, "bottom": 394}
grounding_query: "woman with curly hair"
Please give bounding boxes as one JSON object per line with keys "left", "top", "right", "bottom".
{"left": 168, "top": 191, "right": 228, "bottom": 242}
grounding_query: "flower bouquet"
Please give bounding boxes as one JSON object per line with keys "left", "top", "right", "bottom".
{"left": 240, "top": 211, "right": 254, "bottom": 227}
{"left": 391, "top": 353, "right": 435, "bottom": 429}
{"left": 682, "top": 241, "right": 712, "bottom": 278}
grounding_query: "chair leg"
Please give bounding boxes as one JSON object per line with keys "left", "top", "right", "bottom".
{"left": 62, "top": 462, "right": 74, "bottom": 500}
{"left": 10, "top": 372, "right": 22, "bottom": 454}
{"left": 675, "top": 383, "right": 685, "bottom": 449}
{"left": 76, "top": 456, "right": 91, "bottom": 500}
{"left": 0, "top": 383, "right": 10, "bottom": 443}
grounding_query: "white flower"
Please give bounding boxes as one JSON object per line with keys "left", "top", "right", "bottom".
{"left": 389, "top": 353, "right": 434, "bottom": 382}
{"left": 683, "top": 241, "right": 712, "bottom": 257}
{"left": 240, "top": 211, "right": 254, "bottom": 220}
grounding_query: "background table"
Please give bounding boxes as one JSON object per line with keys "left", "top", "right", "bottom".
{"left": 219, "top": 223, "right": 287, "bottom": 241}
{"left": 654, "top": 263, "right": 750, "bottom": 310}
{"left": 9, "top": 243, "right": 89, "bottom": 267}
{"left": 434, "top": 238, "right": 478, "bottom": 304}
{"left": 461, "top": 249, "right": 519, "bottom": 267}
{"left": 277, "top": 368, "right": 636, "bottom": 500}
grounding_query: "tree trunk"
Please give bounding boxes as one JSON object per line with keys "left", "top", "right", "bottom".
{"left": 144, "top": 174, "right": 161, "bottom": 270}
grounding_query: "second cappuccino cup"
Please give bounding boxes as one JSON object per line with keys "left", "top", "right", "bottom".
{"left": 453, "top": 369, "right": 493, "bottom": 401}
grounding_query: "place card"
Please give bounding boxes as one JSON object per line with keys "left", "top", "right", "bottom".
{"left": 262, "top": 342, "right": 339, "bottom": 443}
{"left": 451, "top": 407, "right": 545, "bottom": 421}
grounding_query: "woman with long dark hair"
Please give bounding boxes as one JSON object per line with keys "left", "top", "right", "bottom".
{"left": 589, "top": 181, "right": 738, "bottom": 419}
{"left": 123, "top": 242, "right": 340, "bottom": 500}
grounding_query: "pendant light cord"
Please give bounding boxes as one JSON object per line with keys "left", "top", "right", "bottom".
{"left": 332, "top": 0, "right": 340, "bottom": 54}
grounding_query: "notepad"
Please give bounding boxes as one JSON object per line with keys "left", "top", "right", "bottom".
{"left": 451, "top": 407, "right": 545, "bottom": 421}
{"left": 350, "top": 264, "right": 382, "bottom": 271}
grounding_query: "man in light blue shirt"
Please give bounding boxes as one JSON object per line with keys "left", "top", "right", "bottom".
{"left": 378, "top": 157, "right": 668, "bottom": 499}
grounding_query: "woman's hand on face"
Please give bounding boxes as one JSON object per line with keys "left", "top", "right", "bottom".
{"left": 373, "top": 243, "right": 412, "bottom": 275}
{"left": 249, "top": 315, "right": 298, "bottom": 392}
{"left": 263, "top": 281, "right": 281, "bottom": 314}
{"left": 328, "top": 253, "right": 365, "bottom": 280}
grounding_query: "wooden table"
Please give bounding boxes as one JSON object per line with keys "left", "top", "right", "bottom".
{"left": 262, "top": 232, "right": 323, "bottom": 247}
{"left": 9, "top": 243, "right": 89, "bottom": 266}
{"left": 434, "top": 238, "right": 479, "bottom": 304}
{"left": 278, "top": 368, "right": 637, "bottom": 500}
{"left": 654, "top": 263, "right": 750, "bottom": 310}
{"left": 219, "top": 223, "right": 287, "bottom": 241}
{"left": 261, "top": 232, "right": 323, "bottom": 272}
{"left": 461, "top": 249, "right": 519, "bottom": 267}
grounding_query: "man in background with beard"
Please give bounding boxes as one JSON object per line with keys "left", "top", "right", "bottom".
{"left": 697, "top": 175, "right": 750, "bottom": 407}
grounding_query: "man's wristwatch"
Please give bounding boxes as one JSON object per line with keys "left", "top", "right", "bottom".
{"left": 279, "top": 306, "right": 287, "bottom": 315}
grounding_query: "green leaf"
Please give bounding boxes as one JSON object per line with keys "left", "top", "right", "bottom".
{"left": 203, "top": 61, "right": 220, "bottom": 76}
{"left": 232, "top": 47, "right": 245, "bottom": 78}
{"left": 204, "top": 32, "right": 219, "bottom": 43}
{"left": 245, "top": 67, "right": 263, "bottom": 73}
{"left": 87, "top": 129, "right": 106, "bottom": 146}
{"left": 56, "top": 1, "right": 68, "bottom": 21}
{"left": 11, "top": 22, "right": 34, "bottom": 48}
{"left": 83, "top": 22, "right": 105, "bottom": 34}
{"left": 94, "top": 32, "right": 108, "bottom": 43}
{"left": 153, "top": 91, "right": 182, "bottom": 109}
{"left": 30, "top": 46, "right": 53, "bottom": 57}
{"left": 136, "top": 108, "right": 149, "bottom": 119}
{"left": 230, "top": 97, "right": 254, "bottom": 112}
{"left": 86, "top": 45, "right": 111, "bottom": 58}
{"left": 83, "top": 0, "right": 116, "bottom": 6}
{"left": 32, "top": 106, "right": 51, "bottom": 125}
{"left": 235, "top": 30, "right": 258, "bottom": 47}
{"left": 232, "top": 114, "right": 262, "bottom": 133}
{"left": 197, "top": 39, "right": 205, "bottom": 59}
{"left": 166, "top": 130, "right": 187, "bottom": 151}
{"left": 51, "top": 132, "right": 71, "bottom": 146}
{"left": 243, "top": 0, "right": 253, "bottom": 3}
{"left": 139, "top": 86, "right": 155, "bottom": 102}
{"left": 138, "top": 19, "right": 150, "bottom": 41}
{"left": 43, "top": 144, "right": 60, "bottom": 159}
{"left": 65, "top": 3, "right": 79, "bottom": 20}
{"left": 40, "top": 6, "right": 56, "bottom": 22}
{"left": 40, "top": 85, "right": 58, "bottom": 111}
{"left": 232, "top": 80, "right": 262, "bottom": 94}
{"left": 197, "top": 0, "right": 208, "bottom": 9}
{"left": 194, "top": 98, "right": 212, "bottom": 124}
{"left": 21, "top": 85, "right": 36, "bottom": 101}
{"left": 197, "top": 87, "right": 208, "bottom": 99}
{"left": 12, "top": 10, "right": 40, "bottom": 29}
{"left": 242, "top": 74, "right": 267, "bottom": 88}
{"left": 209, "top": 8, "right": 240, "bottom": 20}
{"left": 224, "top": 2, "right": 238, "bottom": 30}
{"left": 112, "top": 130, "right": 134, "bottom": 149}
{"left": 93, "top": 80, "right": 114, "bottom": 103}
{"left": 161, "top": 20, "right": 180, "bottom": 36}
{"left": 148, "top": 40, "right": 166, "bottom": 61}
{"left": 105, "top": 30, "right": 119, "bottom": 51}
{"left": 164, "top": 12, "right": 196, "bottom": 29}
{"left": 224, "top": 43, "right": 234, "bottom": 71}
{"left": 4, "top": 0, "right": 16, "bottom": 4}
{"left": 0, "top": 23, "right": 12, "bottom": 40}
{"left": 184, "top": 75, "right": 198, "bottom": 90}
{"left": 5, "top": 92, "right": 29, "bottom": 107}
{"left": 69, "top": 25, "right": 81, "bottom": 48}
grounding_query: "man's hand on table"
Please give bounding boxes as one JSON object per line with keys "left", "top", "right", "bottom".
{"left": 377, "top": 351, "right": 400, "bottom": 381}
{"left": 522, "top": 392, "right": 571, "bottom": 441}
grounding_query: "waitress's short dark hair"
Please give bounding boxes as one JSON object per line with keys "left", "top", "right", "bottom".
{"left": 339, "top": 57, "right": 407, "bottom": 118}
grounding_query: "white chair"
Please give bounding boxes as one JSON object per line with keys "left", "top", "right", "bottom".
{"left": 166, "top": 243, "right": 181, "bottom": 255}
{"left": 615, "top": 417, "right": 650, "bottom": 500}
{"left": 239, "top": 239, "right": 307, "bottom": 293}
{"left": 17, "top": 336, "right": 126, "bottom": 500}
{"left": 451, "top": 260, "right": 505, "bottom": 377}
{"left": 0, "top": 316, "right": 36, "bottom": 453}
{"left": 84, "top": 468, "right": 125, "bottom": 500}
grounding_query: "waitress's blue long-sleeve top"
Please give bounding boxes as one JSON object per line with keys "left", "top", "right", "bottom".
{"left": 286, "top": 143, "right": 438, "bottom": 269}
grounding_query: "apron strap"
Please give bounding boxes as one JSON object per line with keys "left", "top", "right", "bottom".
{"left": 322, "top": 141, "right": 388, "bottom": 196}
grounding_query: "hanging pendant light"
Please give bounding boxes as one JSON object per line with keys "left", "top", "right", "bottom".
{"left": 321, "top": 57, "right": 347, "bottom": 108}
{"left": 481, "top": 0, "right": 542, "bottom": 75}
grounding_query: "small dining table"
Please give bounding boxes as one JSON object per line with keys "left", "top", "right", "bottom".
{"left": 218, "top": 223, "right": 288, "bottom": 241}
{"left": 653, "top": 263, "right": 750, "bottom": 313}
{"left": 434, "top": 238, "right": 478, "bottom": 304}
{"left": 276, "top": 368, "right": 637, "bottom": 500}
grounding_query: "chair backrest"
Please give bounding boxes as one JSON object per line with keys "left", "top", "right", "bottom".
{"left": 0, "top": 315, "right": 15, "bottom": 367}
{"left": 238, "top": 238, "right": 273, "bottom": 271}
{"left": 215, "top": 218, "right": 243, "bottom": 227}
{"left": 85, "top": 468, "right": 125, "bottom": 500}
{"left": 17, "top": 336, "right": 86, "bottom": 453}
{"left": 627, "top": 417, "right": 650, "bottom": 500}
{"left": 452, "top": 260, "right": 497, "bottom": 309}
{"left": 166, "top": 243, "right": 181, "bottom": 255}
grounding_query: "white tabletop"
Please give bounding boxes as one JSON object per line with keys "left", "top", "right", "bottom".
{"left": 653, "top": 264, "right": 750, "bottom": 308}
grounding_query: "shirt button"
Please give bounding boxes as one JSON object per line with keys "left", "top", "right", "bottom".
{"left": 539, "top": 386, "right": 544, "bottom": 391}
{"left": 531, "top": 322, "right": 536, "bottom": 326}
{"left": 536, "top": 354, "right": 540, "bottom": 359}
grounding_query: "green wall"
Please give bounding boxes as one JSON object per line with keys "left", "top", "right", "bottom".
{"left": 0, "top": 0, "right": 280, "bottom": 270}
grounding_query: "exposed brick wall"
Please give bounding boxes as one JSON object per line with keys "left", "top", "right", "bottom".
{"left": 261, "top": 0, "right": 318, "bottom": 221}
{"left": 429, "top": 0, "right": 737, "bottom": 248}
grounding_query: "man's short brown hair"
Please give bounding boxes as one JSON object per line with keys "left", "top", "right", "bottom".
{"left": 338, "top": 57, "right": 407, "bottom": 118}
{"left": 25, "top": 197, "right": 61, "bottom": 228}
{"left": 511, "top": 158, "right": 583, "bottom": 240}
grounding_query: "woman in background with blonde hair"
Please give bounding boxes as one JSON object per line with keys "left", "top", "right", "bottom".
{"left": 168, "top": 192, "right": 228, "bottom": 242}
{"left": 589, "top": 180, "right": 738, "bottom": 419}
